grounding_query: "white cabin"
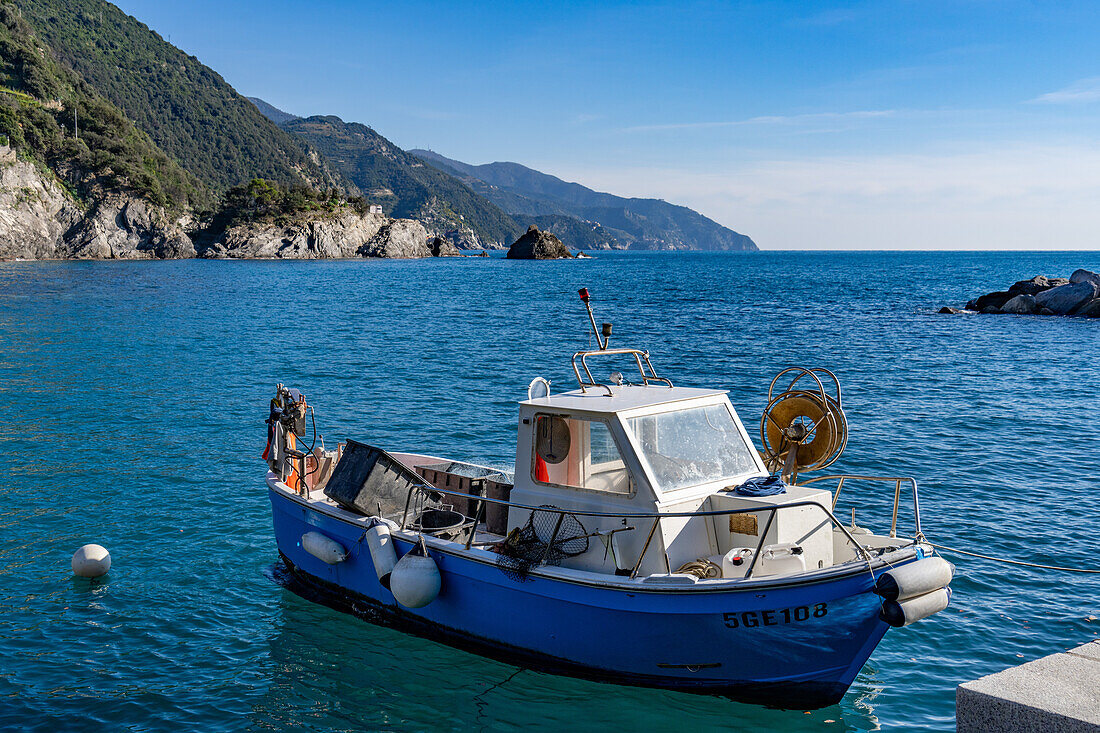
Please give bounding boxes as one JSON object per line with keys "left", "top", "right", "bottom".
{"left": 509, "top": 383, "right": 836, "bottom": 578}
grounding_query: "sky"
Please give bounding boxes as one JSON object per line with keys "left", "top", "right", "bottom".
{"left": 114, "top": 0, "right": 1100, "bottom": 250}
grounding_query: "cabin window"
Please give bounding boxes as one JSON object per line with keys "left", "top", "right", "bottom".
{"left": 532, "top": 415, "right": 630, "bottom": 494}
{"left": 627, "top": 404, "right": 758, "bottom": 492}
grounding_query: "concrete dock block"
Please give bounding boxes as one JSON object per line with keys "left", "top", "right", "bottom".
{"left": 957, "top": 640, "right": 1100, "bottom": 732}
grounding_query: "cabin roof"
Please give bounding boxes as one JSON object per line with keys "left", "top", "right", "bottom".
{"left": 520, "top": 384, "right": 728, "bottom": 415}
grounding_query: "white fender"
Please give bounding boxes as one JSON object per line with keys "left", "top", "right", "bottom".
{"left": 365, "top": 520, "right": 398, "bottom": 588}
{"left": 389, "top": 545, "right": 441, "bottom": 608}
{"left": 302, "top": 531, "right": 347, "bottom": 565}
{"left": 874, "top": 556, "right": 954, "bottom": 601}
{"left": 880, "top": 587, "right": 951, "bottom": 627}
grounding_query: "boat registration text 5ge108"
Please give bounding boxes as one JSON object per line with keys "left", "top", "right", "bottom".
{"left": 723, "top": 604, "right": 828, "bottom": 628}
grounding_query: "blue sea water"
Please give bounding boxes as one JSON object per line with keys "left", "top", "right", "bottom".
{"left": 1, "top": 251, "right": 1098, "bottom": 732}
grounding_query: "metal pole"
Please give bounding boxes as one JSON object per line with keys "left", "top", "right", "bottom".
{"left": 580, "top": 295, "right": 605, "bottom": 349}
{"left": 743, "top": 509, "right": 777, "bottom": 579}
{"left": 540, "top": 512, "right": 566, "bottom": 565}
{"left": 911, "top": 478, "right": 924, "bottom": 540}
{"left": 629, "top": 518, "right": 661, "bottom": 579}
{"left": 465, "top": 498, "right": 485, "bottom": 550}
{"left": 890, "top": 480, "right": 902, "bottom": 538}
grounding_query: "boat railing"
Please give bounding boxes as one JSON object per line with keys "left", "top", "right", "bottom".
{"left": 570, "top": 347, "right": 674, "bottom": 395}
{"left": 398, "top": 483, "right": 899, "bottom": 580}
{"left": 798, "top": 474, "right": 923, "bottom": 541}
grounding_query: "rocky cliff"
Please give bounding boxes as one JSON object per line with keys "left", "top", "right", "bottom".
{"left": 0, "top": 148, "right": 441, "bottom": 261}
{"left": 0, "top": 147, "right": 79, "bottom": 259}
{"left": 204, "top": 214, "right": 430, "bottom": 259}
{"left": 0, "top": 147, "right": 195, "bottom": 260}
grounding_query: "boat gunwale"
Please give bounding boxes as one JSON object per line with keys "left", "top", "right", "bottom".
{"left": 267, "top": 474, "right": 923, "bottom": 595}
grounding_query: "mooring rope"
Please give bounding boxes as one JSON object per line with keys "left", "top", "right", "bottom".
{"left": 930, "top": 542, "right": 1100, "bottom": 574}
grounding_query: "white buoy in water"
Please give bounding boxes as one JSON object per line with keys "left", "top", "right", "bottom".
{"left": 72, "top": 544, "right": 111, "bottom": 578}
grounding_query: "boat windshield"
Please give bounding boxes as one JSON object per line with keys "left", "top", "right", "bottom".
{"left": 626, "top": 404, "right": 759, "bottom": 492}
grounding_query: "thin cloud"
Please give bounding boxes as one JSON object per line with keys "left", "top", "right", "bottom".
{"left": 571, "top": 113, "right": 604, "bottom": 124}
{"left": 624, "top": 110, "right": 895, "bottom": 133}
{"left": 791, "top": 7, "right": 861, "bottom": 27}
{"left": 1029, "top": 77, "right": 1100, "bottom": 104}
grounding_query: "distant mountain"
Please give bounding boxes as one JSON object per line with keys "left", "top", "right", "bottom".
{"left": 276, "top": 113, "right": 519, "bottom": 247}
{"left": 246, "top": 97, "right": 299, "bottom": 126}
{"left": 17, "top": 0, "right": 348, "bottom": 198}
{"left": 412, "top": 150, "right": 758, "bottom": 251}
{"left": 527, "top": 215, "right": 623, "bottom": 250}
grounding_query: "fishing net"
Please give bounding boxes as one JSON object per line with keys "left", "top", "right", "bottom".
{"left": 495, "top": 505, "right": 589, "bottom": 582}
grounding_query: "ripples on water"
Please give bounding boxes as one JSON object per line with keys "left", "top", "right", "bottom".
{"left": 1, "top": 251, "right": 1098, "bottom": 731}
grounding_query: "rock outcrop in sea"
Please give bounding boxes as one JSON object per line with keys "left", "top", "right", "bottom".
{"left": 505, "top": 225, "right": 573, "bottom": 259}
{"left": 429, "top": 236, "right": 464, "bottom": 257}
{"left": 943, "top": 271, "right": 1100, "bottom": 317}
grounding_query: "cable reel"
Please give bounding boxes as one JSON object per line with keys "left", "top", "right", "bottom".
{"left": 759, "top": 367, "right": 848, "bottom": 482}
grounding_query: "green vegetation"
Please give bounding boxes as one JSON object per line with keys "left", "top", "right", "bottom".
{"left": 0, "top": 3, "right": 205, "bottom": 209}
{"left": 207, "top": 178, "right": 374, "bottom": 232}
{"left": 282, "top": 115, "right": 519, "bottom": 245}
{"left": 16, "top": 0, "right": 347, "bottom": 195}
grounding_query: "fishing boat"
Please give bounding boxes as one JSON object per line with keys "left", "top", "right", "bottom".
{"left": 263, "top": 288, "right": 953, "bottom": 709}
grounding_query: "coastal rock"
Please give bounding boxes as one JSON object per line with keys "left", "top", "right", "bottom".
{"left": 358, "top": 219, "right": 431, "bottom": 258}
{"left": 429, "top": 236, "right": 464, "bottom": 257}
{"left": 0, "top": 149, "right": 195, "bottom": 260}
{"left": 62, "top": 195, "right": 196, "bottom": 259}
{"left": 0, "top": 149, "right": 82, "bottom": 259}
{"left": 506, "top": 225, "right": 573, "bottom": 259}
{"left": 973, "top": 291, "right": 1014, "bottom": 311}
{"left": 442, "top": 226, "right": 482, "bottom": 251}
{"left": 1008, "top": 276, "right": 1068, "bottom": 296}
{"left": 979, "top": 305, "right": 1002, "bottom": 314}
{"left": 1033, "top": 281, "right": 1100, "bottom": 315}
{"left": 939, "top": 306, "right": 963, "bottom": 314}
{"left": 211, "top": 214, "right": 431, "bottom": 260}
{"left": 1075, "top": 299, "right": 1100, "bottom": 318}
{"left": 1000, "top": 294, "right": 1039, "bottom": 315}
{"left": 1069, "top": 269, "right": 1100, "bottom": 289}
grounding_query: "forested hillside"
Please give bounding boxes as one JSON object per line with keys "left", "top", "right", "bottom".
{"left": 16, "top": 0, "right": 348, "bottom": 197}
{"left": 0, "top": 3, "right": 203, "bottom": 210}
{"left": 281, "top": 115, "right": 519, "bottom": 246}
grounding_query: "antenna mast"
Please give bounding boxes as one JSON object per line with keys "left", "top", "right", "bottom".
{"left": 577, "top": 287, "right": 612, "bottom": 350}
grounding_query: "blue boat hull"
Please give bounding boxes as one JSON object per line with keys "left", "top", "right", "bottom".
{"left": 270, "top": 488, "right": 902, "bottom": 709}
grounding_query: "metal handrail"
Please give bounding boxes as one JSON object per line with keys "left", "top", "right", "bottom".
{"left": 570, "top": 347, "right": 674, "bottom": 394}
{"left": 397, "top": 483, "right": 883, "bottom": 579}
{"left": 799, "top": 474, "right": 923, "bottom": 541}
